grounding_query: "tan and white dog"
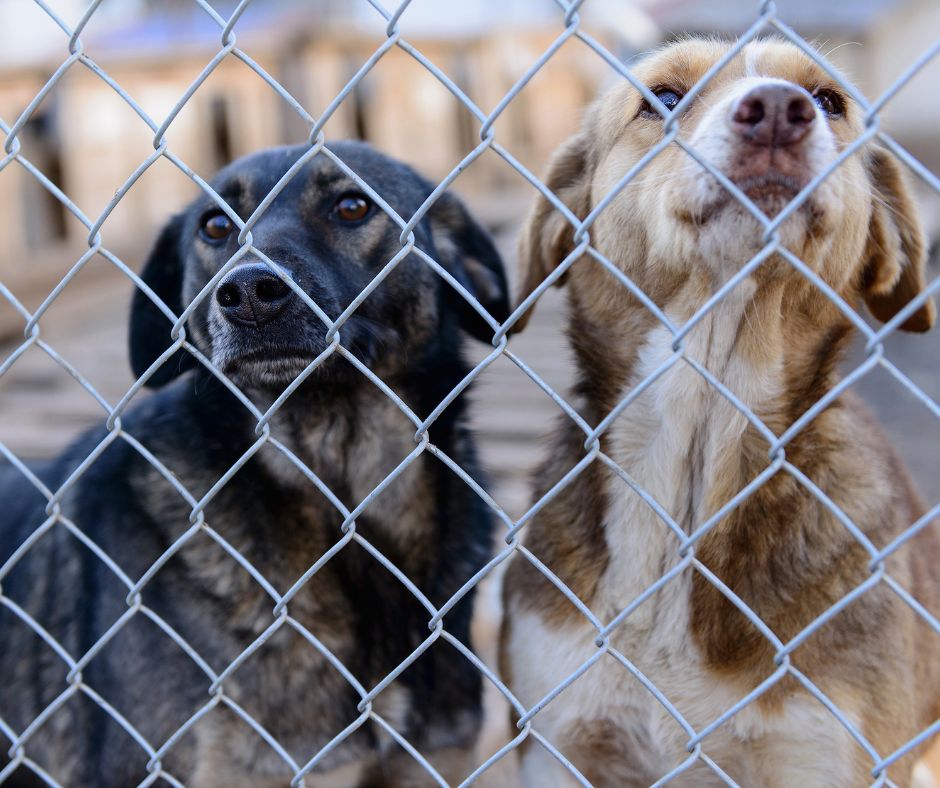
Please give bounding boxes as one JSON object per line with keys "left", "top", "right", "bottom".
{"left": 501, "top": 38, "right": 940, "bottom": 787}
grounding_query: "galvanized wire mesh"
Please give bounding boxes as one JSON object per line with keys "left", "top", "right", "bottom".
{"left": 1, "top": 0, "right": 939, "bottom": 785}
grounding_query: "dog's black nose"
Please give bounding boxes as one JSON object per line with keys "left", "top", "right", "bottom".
{"left": 215, "top": 263, "right": 293, "bottom": 326}
{"left": 731, "top": 84, "right": 816, "bottom": 148}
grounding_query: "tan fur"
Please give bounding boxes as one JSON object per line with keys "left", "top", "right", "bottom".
{"left": 502, "top": 38, "right": 939, "bottom": 786}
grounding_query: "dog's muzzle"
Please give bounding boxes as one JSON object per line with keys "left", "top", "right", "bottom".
{"left": 215, "top": 263, "right": 293, "bottom": 327}
{"left": 730, "top": 83, "right": 816, "bottom": 149}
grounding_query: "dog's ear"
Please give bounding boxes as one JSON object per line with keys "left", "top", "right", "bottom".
{"left": 513, "top": 132, "right": 593, "bottom": 333}
{"left": 428, "top": 192, "right": 510, "bottom": 342}
{"left": 129, "top": 214, "right": 197, "bottom": 387}
{"left": 861, "top": 146, "right": 935, "bottom": 333}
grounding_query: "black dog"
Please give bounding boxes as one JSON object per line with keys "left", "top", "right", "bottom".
{"left": 0, "top": 141, "right": 508, "bottom": 786}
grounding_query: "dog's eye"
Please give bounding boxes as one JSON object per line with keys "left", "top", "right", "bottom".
{"left": 334, "top": 193, "right": 372, "bottom": 223}
{"left": 639, "top": 88, "right": 684, "bottom": 118}
{"left": 812, "top": 88, "right": 844, "bottom": 118}
{"left": 200, "top": 211, "right": 235, "bottom": 242}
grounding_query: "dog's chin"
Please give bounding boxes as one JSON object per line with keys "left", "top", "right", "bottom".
{"left": 669, "top": 175, "right": 830, "bottom": 273}
{"left": 737, "top": 173, "right": 806, "bottom": 218}
{"left": 215, "top": 347, "right": 329, "bottom": 390}
{"left": 210, "top": 317, "right": 395, "bottom": 392}
{"left": 676, "top": 172, "right": 816, "bottom": 227}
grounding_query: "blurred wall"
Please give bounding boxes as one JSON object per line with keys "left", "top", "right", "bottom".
{"left": 866, "top": 0, "right": 940, "bottom": 164}
{"left": 1, "top": 0, "right": 937, "bottom": 308}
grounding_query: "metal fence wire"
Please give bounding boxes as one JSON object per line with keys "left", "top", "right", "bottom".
{"left": 1, "top": 0, "right": 940, "bottom": 785}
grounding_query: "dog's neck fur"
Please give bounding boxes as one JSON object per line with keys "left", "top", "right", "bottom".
{"left": 579, "top": 269, "right": 855, "bottom": 629}
{"left": 610, "top": 277, "right": 780, "bottom": 526}
{"left": 578, "top": 268, "right": 850, "bottom": 480}
{"left": 173, "top": 376, "right": 447, "bottom": 616}
{"left": 251, "top": 382, "right": 428, "bottom": 508}
{"left": 240, "top": 362, "right": 471, "bottom": 553}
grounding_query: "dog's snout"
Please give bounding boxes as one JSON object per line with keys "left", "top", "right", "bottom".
{"left": 731, "top": 84, "right": 816, "bottom": 148}
{"left": 215, "top": 263, "right": 293, "bottom": 326}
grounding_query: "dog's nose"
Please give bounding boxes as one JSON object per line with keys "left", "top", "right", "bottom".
{"left": 215, "top": 263, "right": 293, "bottom": 326}
{"left": 731, "top": 84, "right": 816, "bottom": 148}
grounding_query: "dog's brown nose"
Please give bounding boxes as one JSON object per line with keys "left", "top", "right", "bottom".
{"left": 216, "top": 263, "right": 293, "bottom": 326}
{"left": 731, "top": 83, "right": 816, "bottom": 148}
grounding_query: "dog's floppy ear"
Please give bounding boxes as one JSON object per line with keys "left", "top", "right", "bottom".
{"left": 129, "top": 214, "right": 197, "bottom": 387}
{"left": 513, "top": 132, "right": 593, "bottom": 333}
{"left": 428, "top": 191, "right": 510, "bottom": 342}
{"left": 861, "top": 146, "right": 935, "bottom": 333}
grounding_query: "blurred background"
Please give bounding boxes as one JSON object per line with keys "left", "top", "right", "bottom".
{"left": 1, "top": 0, "right": 939, "bottom": 782}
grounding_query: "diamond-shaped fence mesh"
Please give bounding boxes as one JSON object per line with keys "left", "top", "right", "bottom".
{"left": 1, "top": 0, "right": 939, "bottom": 785}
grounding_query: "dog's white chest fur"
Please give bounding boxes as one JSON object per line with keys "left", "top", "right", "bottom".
{"left": 604, "top": 287, "right": 768, "bottom": 713}
{"left": 601, "top": 283, "right": 768, "bottom": 619}
{"left": 510, "top": 284, "right": 856, "bottom": 784}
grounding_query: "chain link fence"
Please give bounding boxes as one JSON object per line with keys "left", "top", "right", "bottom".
{"left": 1, "top": 0, "right": 939, "bottom": 785}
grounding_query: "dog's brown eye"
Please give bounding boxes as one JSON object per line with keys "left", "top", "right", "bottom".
{"left": 200, "top": 211, "right": 235, "bottom": 242}
{"left": 812, "top": 89, "right": 844, "bottom": 118}
{"left": 335, "top": 194, "right": 371, "bottom": 223}
{"left": 639, "top": 88, "right": 683, "bottom": 118}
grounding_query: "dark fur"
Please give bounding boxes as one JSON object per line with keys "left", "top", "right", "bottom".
{"left": 0, "top": 141, "right": 509, "bottom": 786}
